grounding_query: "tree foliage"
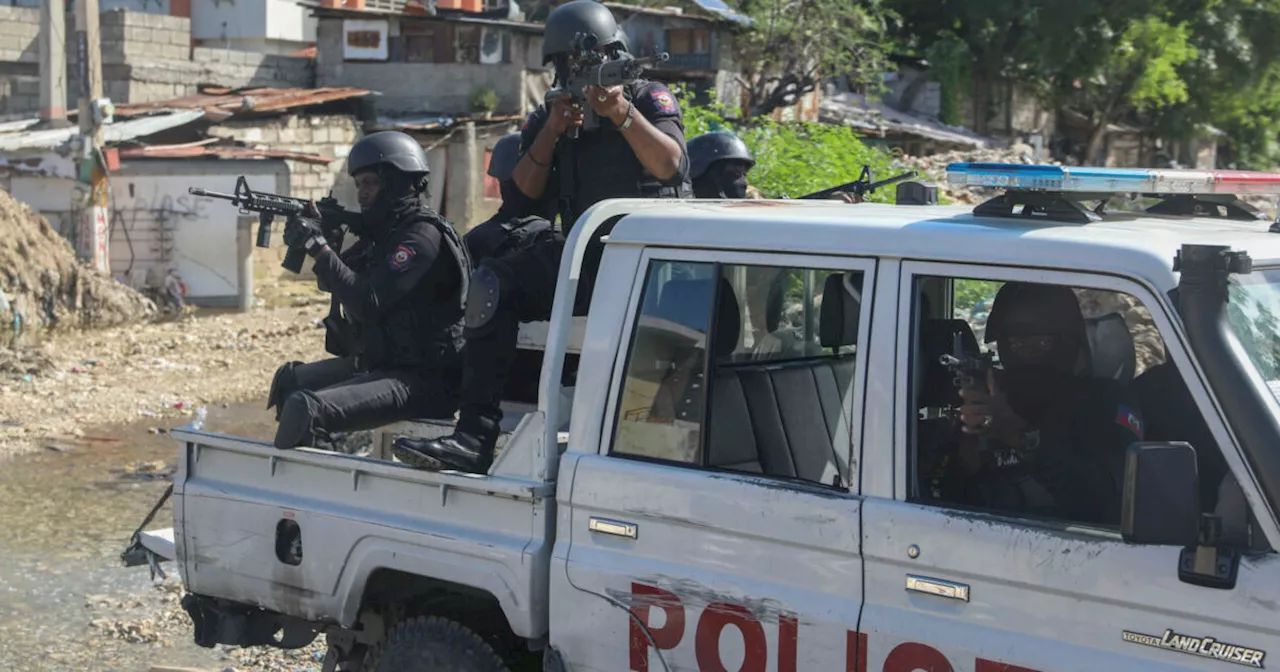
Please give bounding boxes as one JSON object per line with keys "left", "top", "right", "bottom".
{"left": 680, "top": 89, "right": 904, "bottom": 201}
{"left": 732, "top": 0, "right": 895, "bottom": 119}
{"left": 888, "top": 0, "right": 1280, "bottom": 167}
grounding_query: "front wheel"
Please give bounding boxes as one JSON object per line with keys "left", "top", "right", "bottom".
{"left": 363, "top": 615, "right": 512, "bottom": 672}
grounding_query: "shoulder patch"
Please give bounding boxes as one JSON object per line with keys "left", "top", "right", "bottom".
{"left": 389, "top": 243, "right": 417, "bottom": 272}
{"left": 1115, "top": 405, "right": 1144, "bottom": 439}
{"left": 650, "top": 89, "right": 677, "bottom": 114}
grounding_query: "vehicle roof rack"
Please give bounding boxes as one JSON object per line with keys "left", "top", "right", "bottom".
{"left": 948, "top": 163, "right": 1280, "bottom": 226}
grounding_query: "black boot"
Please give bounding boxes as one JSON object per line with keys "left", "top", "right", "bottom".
{"left": 393, "top": 431, "right": 495, "bottom": 473}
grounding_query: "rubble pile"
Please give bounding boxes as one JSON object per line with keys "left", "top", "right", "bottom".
{"left": 0, "top": 187, "right": 155, "bottom": 335}
{"left": 908, "top": 146, "right": 1061, "bottom": 205}
{"left": 1076, "top": 290, "right": 1166, "bottom": 374}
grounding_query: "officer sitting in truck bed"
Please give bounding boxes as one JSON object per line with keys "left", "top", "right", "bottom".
{"left": 944, "top": 282, "right": 1145, "bottom": 526}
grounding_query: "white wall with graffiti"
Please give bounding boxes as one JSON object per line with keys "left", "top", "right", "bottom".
{"left": 8, "top": 158, "right": 290, "bottom": 307}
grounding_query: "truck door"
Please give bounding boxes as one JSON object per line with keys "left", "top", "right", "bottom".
{"left": 858, "top": 261, "right": 1280, "bottom": 671}
{"left": 553, "top": 249, "right": 879, "bottom": 671}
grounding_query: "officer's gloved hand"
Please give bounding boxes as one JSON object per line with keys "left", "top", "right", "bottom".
{"left": 284, "top": 210, "right": 328, "bottom": 257}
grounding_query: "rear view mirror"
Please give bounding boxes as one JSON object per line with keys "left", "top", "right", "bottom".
{"left": 1121, "top": 442, "right": 1200, "bottom": 546}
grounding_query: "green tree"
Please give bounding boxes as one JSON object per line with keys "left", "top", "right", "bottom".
{"left": 1069, "top": 16, "right": 1198, "bottom": 164}
{"left": 678, "top": 88, "right": 904, "bottom": 201}
{"left": 733, "top": 0, "right": 895, "bottom": 118}
{"left": 888, "top": 0, "right": 1058, "bottom": 134}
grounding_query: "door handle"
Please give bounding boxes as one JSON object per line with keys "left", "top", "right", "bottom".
{"left": 906, "top": 574, "right": 970, "bottom": 602}
{"left": 589, "top": 517, "right": 638, "bottom": 539}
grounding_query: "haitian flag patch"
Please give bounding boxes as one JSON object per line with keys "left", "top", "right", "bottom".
{"left": 1115, "top": 405, "right": 1144, "bottom": 439}
{"left": 651, "top": 90, "right": 677, "bottom": 114}
{"left": 389, "top": 244, "right": 416, "bottom": 271}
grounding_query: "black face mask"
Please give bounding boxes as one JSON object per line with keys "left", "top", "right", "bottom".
{"left": 997, "top": 335, "right": 1079, "bottom": 416}
{"left": 694, "top": 163, "right": 750, "bottom": 199}
{"left": 360, "top": 168, "right": 424, "bottom": 236}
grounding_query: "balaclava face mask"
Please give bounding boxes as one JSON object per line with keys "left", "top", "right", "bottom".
{"left": 693, "top": 161, "right": 750, "bottom": 199}
{"left": 360, "top": 167, "right": 425, "bottom": 237}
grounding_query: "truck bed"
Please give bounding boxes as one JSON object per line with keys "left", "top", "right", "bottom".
{"left": 168, "top": 428, "right": 555, "bottom": 639}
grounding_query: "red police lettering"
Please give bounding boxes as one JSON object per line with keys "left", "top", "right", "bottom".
{"left": 778, "top": 615, "right": 798, "bottom": 672}
{"left": 883, "top": 642, "right": 954, "bottom": 672}
{"left": 695, "top": 602, "right": 767, "bottom": 672}
{"left": 629, "top": 582, "right": 685, "bottom": 672}
{"left": 848, "top": 631, "right": 868, "bottom": 672}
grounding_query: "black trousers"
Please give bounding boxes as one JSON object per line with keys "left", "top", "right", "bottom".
{"left": 274, "top": 357, "right": 459, "bottom": 449}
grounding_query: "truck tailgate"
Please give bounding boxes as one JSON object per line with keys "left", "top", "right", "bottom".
{"left": 169, "top": 429, "right": 554, "bottom": 639}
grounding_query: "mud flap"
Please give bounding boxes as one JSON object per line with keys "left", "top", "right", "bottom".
{"left": 182, "top": 593, "right": 319, "bottom": 650}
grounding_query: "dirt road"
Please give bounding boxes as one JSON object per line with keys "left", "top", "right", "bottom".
{"left": 0, "top": 301, "right": 330, "bottom": 459}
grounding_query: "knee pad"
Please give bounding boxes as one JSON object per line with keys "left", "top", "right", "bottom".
{"left": 274, "top": 391, "right": 319, "bottom": 449}
{"left": 267, "top": 361, "right": 304, "bottom": 419}
{"left": 464, "top": 263, "right": 506, "bottom": 340}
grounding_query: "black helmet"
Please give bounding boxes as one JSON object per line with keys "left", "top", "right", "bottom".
{"left": 542, "top": 0, "right": 628, "bottom": 64}
{"left": 688, "top": 132, "right": 755, "bottom": 180}
{"left": 487, "top": 133, "right": 522, "bottom": 181}
{"left": 348, "top": 131, "right": 431, "bottom": 178}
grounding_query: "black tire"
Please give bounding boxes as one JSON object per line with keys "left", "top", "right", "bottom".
{"left": 364, "top": 615, "right": 513, "bottom": 672}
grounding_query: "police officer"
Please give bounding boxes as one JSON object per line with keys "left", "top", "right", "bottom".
{"left": 688, "top": 131, "right": 755, "bottom": 199}
{"left": 948, "top": 282, "right": 1143, "bottom": 525}
{"left": 269, "top": 130, "right": 471, "bottom": 450}
{"left": 393, "top": 0, "right": 690, "bottom": 473}
{"left": 463, "top": 132, "right": 554, "bottom": 264}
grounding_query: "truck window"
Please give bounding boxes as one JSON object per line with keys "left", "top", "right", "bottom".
{"left": 911, "top": 275, "right": 1230, "bottom": 526}
{"left": 612, "top": 258, "right": 863, "bottom": 488}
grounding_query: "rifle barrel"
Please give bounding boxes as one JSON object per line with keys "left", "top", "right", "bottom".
{"left": 188, "top": 187, "right": 237, "bottom": 199}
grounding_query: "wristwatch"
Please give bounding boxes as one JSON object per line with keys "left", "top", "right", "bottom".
{"left": 619, "top": 102, "right": 635, "bottom": 131}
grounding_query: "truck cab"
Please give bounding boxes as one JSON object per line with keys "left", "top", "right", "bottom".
{"left": 130, "top": 164, "right": 1280, "bottom": 671}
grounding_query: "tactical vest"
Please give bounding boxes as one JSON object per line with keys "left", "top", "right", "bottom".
{"left": 465, "top": 213, "right": 555, "bottom": 264}
{"left": 557, "top": 82, "right": 691, "bottom": 233}
{"left": 354, "top": 208, "right": 472, "bottom": 372}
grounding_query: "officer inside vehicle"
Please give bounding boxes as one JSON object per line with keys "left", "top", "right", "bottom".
{"left": 392, "top": 0, "right": 690, "bottom": 473}
{"left": 689, "top": 131, "right": 755, "bottom": 199}
{"left": 268, "top": 130, "right": 471, "bottom": 450}
{"left": 947, "top": 282, "right": 1144, "bottom": 525}
{"left": 463, "top": 132, "right": 554, "bottom": 264}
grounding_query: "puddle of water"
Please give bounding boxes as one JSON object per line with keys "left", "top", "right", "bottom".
{"left": 0, "top": 402, "right": 291, "bottom": 670}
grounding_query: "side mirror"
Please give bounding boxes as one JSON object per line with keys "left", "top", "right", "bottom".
{"left": 1121, "top": 441, "right": 1200, "bottom": 545}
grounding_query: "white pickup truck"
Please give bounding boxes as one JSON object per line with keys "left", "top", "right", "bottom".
{"left": 128, "top": 163, "right": 1280, "bottom": 672}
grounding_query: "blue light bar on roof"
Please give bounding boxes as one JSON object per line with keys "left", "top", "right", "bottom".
{"left": 946, "top": 162, "right": 1280, "bottom": 195}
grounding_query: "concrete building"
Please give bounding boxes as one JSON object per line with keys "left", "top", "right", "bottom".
{"left": 603, "top": 1, "right": 748, "bottom": 109}
{"left": 312, "top": 4, "right": 546, "bottom": 116}
{"left": 0, "top": 5, "right": 313, "bottom": 118}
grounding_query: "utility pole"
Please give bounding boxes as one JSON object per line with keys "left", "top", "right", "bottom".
{"left": 39, "top": 0, "right": 70, "bottom": 128}
{"left": 74, "top": 0, "right": 109, "bottom": 272}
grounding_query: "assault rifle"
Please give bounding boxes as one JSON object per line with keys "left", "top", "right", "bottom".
{"left": 546, "top": 33, "right": 670, "bottom": 139}
{"left": 799, "top": 165, "right": 919, "bottom": 201}
{"left": 938, "top": 331, "right": 994, "bottom": 394}
{"left": 189, "top": 176, "right": 362, "bottom": 274}
{"left": 938, "top": 331, "right": 998, "bottom": 448}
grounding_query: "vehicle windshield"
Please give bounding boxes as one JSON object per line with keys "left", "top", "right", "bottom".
{"left": 1228, "top": 267, "right": 1280, "bottom": 401}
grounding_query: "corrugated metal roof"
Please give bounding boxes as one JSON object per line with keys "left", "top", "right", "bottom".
{"left": 820, "top": 93, "right": 994, "bottom": 150}
{"left": 686, "top": 0, "right": 752, "bottom": 24}
{"left": 111, "top": 87, "right": 373, "bottom": 118}
{"left": 0, "top": 110, "right": 206, "bottom": 152}
{"left": 117, "top": 144, "right": 335, "bottom": 164}
{"left": 605, "top": 1, "right": 750, "bottom": 25}
{"left": 304, "top": 2, "right": 546, "bottom": 32}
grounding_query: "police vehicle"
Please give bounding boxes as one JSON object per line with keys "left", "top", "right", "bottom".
{"left": 125, "top": 163, "right": 1280, "bottom": 671}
